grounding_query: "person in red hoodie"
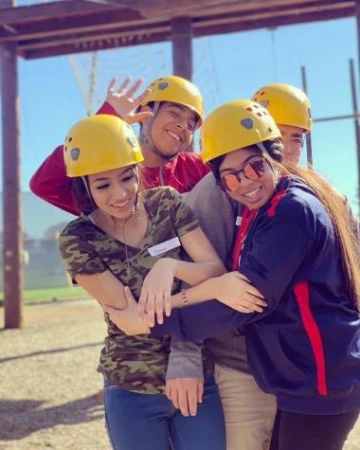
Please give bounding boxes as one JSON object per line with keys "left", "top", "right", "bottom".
{"left": 30, "top": 75, "right": 210, "bottom": 215}
{"left": 30, "top": 74, "right": 217, "bottom": 421}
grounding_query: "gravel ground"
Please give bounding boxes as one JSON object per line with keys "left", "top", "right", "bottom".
{"left": 0, "top": 299, "right": 111, "bottom": 450}
{"left": 0, "top": 299, "right": 359, "bottom": 450}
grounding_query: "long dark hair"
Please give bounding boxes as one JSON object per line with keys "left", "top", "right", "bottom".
{"left": 209, "top": 139, "right": 360, "bottom": 311}
{"left": 71, "top": 164, "right": 144, "bottom": 216}
{"left": 71, "top": 177, "right": 96, "bottom": 215}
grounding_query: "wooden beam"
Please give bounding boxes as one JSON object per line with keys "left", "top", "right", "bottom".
{"left": 192, "top": 5, "right": 354, "bottom": 36}
{"left": 0, "top": 10, "right": 148, "bottom": 43}
{"left": 21, "top": 30, "right": 171, "bottom": 59}
{"left": 16, "top": 3, "right": 354, "bottom": 59}
{"left": 0, "top": 0, "right": 352, "bottom": 26}
{"left": 92, "top": 0, "right": 354, "bottom": 20}
{"left": 18, "top": 21, "right": 169, "bottom": 52}
{"left": 0, "top": 0, "right": 235, "bottom": 24}
{"left": 157, "top": 0, "right": 354, "bottom": 23}
{"left": 0, "top": 0, "right": 116, "bottom": 25}
{"left": 0, "top": 1, "right": 247, "bottom": 42}
{"left": 0, "top": 1, "right": 356, "bottom": 59}
{"left": 0, "top": 0, "right": 354, "bottom": 46}
{"left": 196, "top": 1, "right": 354, "bottom": 25}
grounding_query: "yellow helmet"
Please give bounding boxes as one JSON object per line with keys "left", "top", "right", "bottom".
{"left": 252, "top": 83, "right": 312, "bottom": 132}
{"left": 64, "top": 115, "right": 143, "bottom": 177}
{"left": 140, "top": 75, "right": 204, "bottom": 126}
{"left": 201, "top": 100, "right": 281, "bottom": 163}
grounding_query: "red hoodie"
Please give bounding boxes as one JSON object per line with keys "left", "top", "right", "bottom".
{"left": 30, "top": 102, "right": 210, "bottom": 216}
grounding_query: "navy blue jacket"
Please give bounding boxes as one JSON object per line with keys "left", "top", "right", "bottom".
{"left": 152, "top": 177, "right": 360, "bottom": 414}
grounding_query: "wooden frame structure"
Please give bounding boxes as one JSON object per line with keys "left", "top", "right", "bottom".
{"left": 1, "top": 0, "right": 360, "bottom": 328}
{"left": 0, "top": 0, "right": 357, "bottom": 60}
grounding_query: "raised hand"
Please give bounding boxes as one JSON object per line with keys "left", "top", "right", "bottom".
{"left": 106, "top": 76, "right": 153, "bottom": 125}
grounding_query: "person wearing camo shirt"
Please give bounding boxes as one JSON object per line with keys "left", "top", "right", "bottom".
{"left": 58, "top": 114, "right": 265, "bottom": 450}
{"left": 30, "top": 75, "right": 213, "bottom": 421}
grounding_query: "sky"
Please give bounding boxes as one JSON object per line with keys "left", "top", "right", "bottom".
{"left": 1, "top": 14, "right": 359, "bottom": 213}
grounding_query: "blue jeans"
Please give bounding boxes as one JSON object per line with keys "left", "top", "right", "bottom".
{"left": 104, "top": 375, "right": 226, "bottom": 450}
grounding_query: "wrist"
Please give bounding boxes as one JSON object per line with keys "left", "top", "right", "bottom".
{"left": 104, "top": 99, "right": 125, "bottom": 120}
{"left": 170, "top": 292, "right": 184, "bottom": 308}
{"left": 208, "top": 276, "right": 222, "bottom": 300}
{"left": 163, "top": 258, "right": 178, "bottom": 276}
{"left": 181, "top": 289, "right": 190, "bottom": 307}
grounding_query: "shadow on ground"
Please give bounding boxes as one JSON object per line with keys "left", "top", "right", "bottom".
{"left": 0, "top": 341, "right": 102, "bottom": 364}
{"left": 0, "top": 393, "right": 103, "bottom": 441}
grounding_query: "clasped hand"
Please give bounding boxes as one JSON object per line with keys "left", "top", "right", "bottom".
{"left": 138, "top": 258, "right": 176, "bottom": 326}
{"left": 214, "top": 272, "right": 267, "bottom": 313}
{"left": 102, "top": 258, "right": 176, "bottom": 333}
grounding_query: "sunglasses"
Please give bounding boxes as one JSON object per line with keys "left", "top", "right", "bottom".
{"left": 219, "top": 158, "right": 267, "bottom": 193}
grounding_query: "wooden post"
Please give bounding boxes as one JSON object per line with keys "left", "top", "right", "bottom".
{"left": 171, "top": 17, "right": 193, "bottom": 81}
{"left": 356, "top": 0, "right": 360, "bottom": 90}
{"left": 171, "top": 17, "right": 194, "bottom": 152}
{"left": 349, "top": 59, "right": 360, "bottom": 214}
{"left": 301, "top": 66, "right": 313, "bottom": 168}
{"left": 351, "top": 0, "right": 360, "bottom": 210}
{"left": 0, "top": 12, "right": 23, "bottom": 328}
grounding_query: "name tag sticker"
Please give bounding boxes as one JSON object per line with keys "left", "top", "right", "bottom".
{"left": 236, "top": 216, "right": 242, "bottom": 226}
{"left": 148, "top": 237, "right": 181, "bottom": 257}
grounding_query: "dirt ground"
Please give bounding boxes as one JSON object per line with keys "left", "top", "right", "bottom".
{"left": 0, "top": 299, "right": 111, "bottom": 450}
{"left": 0, "top": 299, "right": 359, "bottom": 450}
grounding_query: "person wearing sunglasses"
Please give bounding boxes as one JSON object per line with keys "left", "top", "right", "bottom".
{"left": 162, "top": 84, "right": 313, "bottom": 450}
{"left": 104, "top": 98, "right": 360, "bottom": 450}
{"left": 171, "top": 84, "right": 357, "bottom": 450}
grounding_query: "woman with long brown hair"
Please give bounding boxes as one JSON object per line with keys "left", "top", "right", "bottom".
{"left": 57, "top": 114, "right": 235, "bottom": 450}
{"left": 106, "top": 99, "right": 360, "bottom": 450}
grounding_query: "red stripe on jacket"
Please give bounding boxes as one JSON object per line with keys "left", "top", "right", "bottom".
{"left": 267, "top": 189, "right": 287, "bottom": 217}
{"left": 293, "top": 280, "right": 328, "bottom": 395}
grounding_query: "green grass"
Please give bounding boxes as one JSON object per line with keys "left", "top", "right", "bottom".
{"left": 0, "top": 286, "right": 89, "bottom": 306}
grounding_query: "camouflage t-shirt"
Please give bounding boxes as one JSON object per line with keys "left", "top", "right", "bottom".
{"left": 58, "top": 187, "right": 200, "bottom": 394}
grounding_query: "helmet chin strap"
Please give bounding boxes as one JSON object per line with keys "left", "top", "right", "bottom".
{"left": 256, "top": 142, "right": 268, "bottom": 154}
{"left": 139, "top": 102, "right": 178, "bottom": 162}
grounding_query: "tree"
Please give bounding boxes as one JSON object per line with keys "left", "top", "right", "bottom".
{"left": 43, "top": 222, "right": 69, "bottom": 241}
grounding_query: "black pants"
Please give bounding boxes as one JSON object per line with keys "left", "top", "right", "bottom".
{"left": 269, "top": 409, "right": 359, "bottom": 450}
